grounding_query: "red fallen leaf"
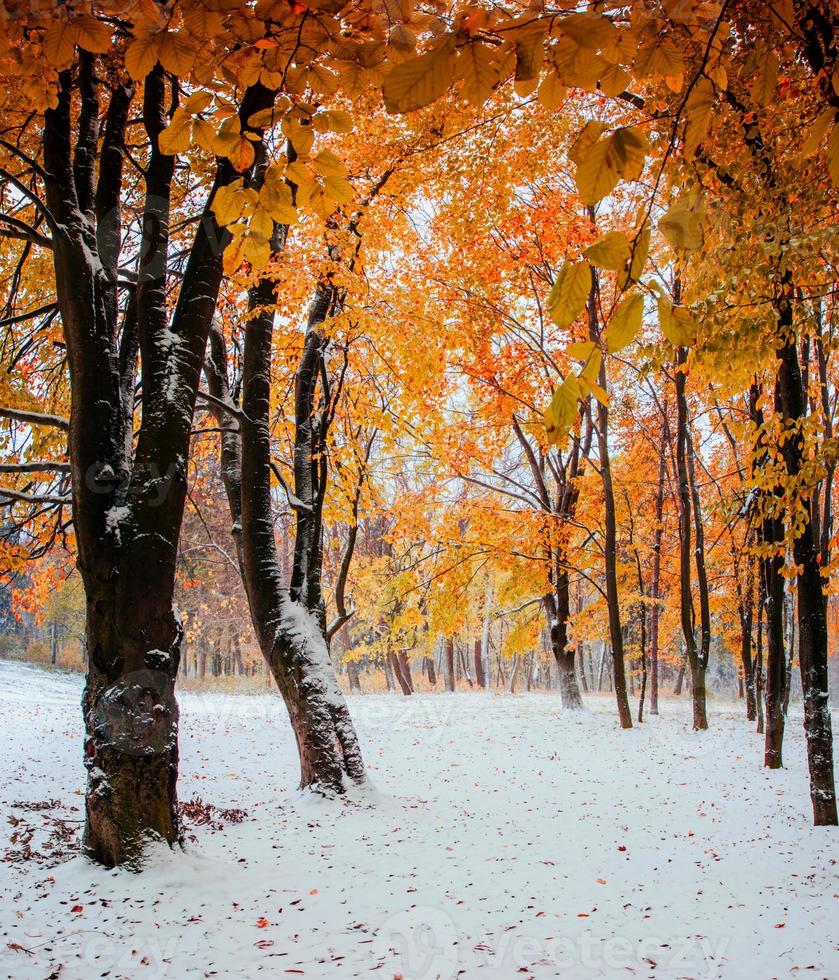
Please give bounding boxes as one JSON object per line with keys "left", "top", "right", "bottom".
{"left": 597, "top": 878, "right": 607, "bottom": 885}
{"left": 71, "top": 905, "right": 83, "bottom": 913}
{"left": 577, "top": 913, "right": 589, "bottom": 918}
{"left": 309, "top": 889, "right": 318, "bottom": 895}
{"left": 288, "top": 0, "right": 308, "bottom": 11}
{"left": 255, "top": 939, "right": 274, "bottom": 949}
{"left": 617, "top": 846, "right": 627, "bottom": 852}
{"left": 285, "top": 971, "right": 305, "bottom": 975}
{"left": 774, "top": 923, "right": 786, "bottom": 928}
{"left": 256, "top": 917, "right": 269, "bottom": 928}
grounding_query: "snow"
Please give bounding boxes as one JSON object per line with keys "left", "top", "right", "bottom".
{"left": 1, "top": 658, "right": 837, "bottom": 979}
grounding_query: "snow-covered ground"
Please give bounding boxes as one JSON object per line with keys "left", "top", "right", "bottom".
{"left": 0, "top": 659, "right": 837, "bottom": 980}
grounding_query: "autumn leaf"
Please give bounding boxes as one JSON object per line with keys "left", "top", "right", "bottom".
{"left": 584, "top": 231, "right": 630, "bottom": 271}
{"left": 604, "top": 293, "right": 644, "bottom": 353}
{"left": 383, "top": 38, "right": 457, "bottom": 113}
{"left": 547, "top": 262, "right": 591, "bottom": 330}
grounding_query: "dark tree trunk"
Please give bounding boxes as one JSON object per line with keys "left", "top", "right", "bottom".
{"left": 756, "top": 581, "right": 765, "bottom": 735}
{"left": 41, "top": 60, "right": 274, "bottom": 867}
{"left": 589, "top": 278, "right": 632, "bottom": 729}
{"left": 238, "top": 231, "right": 365, "bottom": 794}
{"left": 389, "top": 650, "right": 413, "bottom": 696}
{"left": 424, "top": 656, "right": 437, "bottom": 686}
{"left": 649, "top": 417, "right": 667, "bottom": 716}
{"left": 776, "top": 336, "right": 837, "bottom": 824}
{"left": 673, "top": 343, "right": 708, "bottom": 730}
{"left": 752, "top": 383, "right": 787, "bottom": 768}
{"left": 738, "top": 573, "right": 757, "bottom": 722}
{"left": 444, "top": 637, "right": 455, "bottom": 692}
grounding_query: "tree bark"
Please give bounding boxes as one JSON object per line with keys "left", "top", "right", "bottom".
{"left": 41, "top": 61, "right": 275, "bottom": 867}
{"left": 474, "top": 638, "right": 486, "bottom": 689}
{"left": 444, "top": 637, "right": 455, "bottom": 692}
{"left": 776, "top": 335, "right": 838, "bottom": 823}
{"left": 673, "top": 343, "right": 708, "bottom": 730}
{"left": 544, "top": 569, "right": 584, "bottom": 710}
{"left": 649, "top": 417, "right": 667, "bottom": 716}
{"left": 238, "top": 230, "right": 365, "bottom": 794}
{"left": 589, "top": 276, "right": 632, "bottom": 729}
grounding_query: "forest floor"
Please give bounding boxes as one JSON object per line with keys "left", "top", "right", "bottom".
{"left": 0, "top": 660, "right": 836, "bottom": 980}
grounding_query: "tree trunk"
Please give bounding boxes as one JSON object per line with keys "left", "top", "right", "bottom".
{"left": 649, "top": 417, "right": 667, "bottom": 716}
{"left": 544, "top": 570, "right": 584, "bottom": 710}
{"left": 508, "top": 654, "right": 521, "bottom": 694}
{"left": 389, "top": 650, "right": 412, "bottom": 696}
{"left": 238, "top": 237, "right": 365, "bottom": 794}
{"left": 40, "top": 63, "right": 275, "bottom": 867}
{"left": 776, "top": 337, "right": 838, "bottom": 823}
{"left": 673, "top": 343, "right": 708, "bottom": 730}
{"left": 444, "top": 637, "right": 455, "bottom": 692}
{"left": 474, "top": 638, "right": 486, "bottom": 689}
{"left": 588, "top": 273, "right": 631, "bottom": 728}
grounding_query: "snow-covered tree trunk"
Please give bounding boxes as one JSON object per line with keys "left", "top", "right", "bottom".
{"left": 41, "top": 62, "right": 275, "bottom": 866}
{"left": 237, "top": 244, "right": 366, "bottom": 793}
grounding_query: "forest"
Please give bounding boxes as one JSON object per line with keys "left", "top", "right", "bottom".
{"left": 0, "top": 1, "right": 837, "bottom": 977}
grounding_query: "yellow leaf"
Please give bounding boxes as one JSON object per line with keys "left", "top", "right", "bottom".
{"left": 193, "top": 118, "right": 217, "bottom": 152}
{"left": 544, "top": 375, "right": 582, "bottom": 448}
{"left": 799, "top": 109, "right": 833, "bottom": 158}
{"left": 214, "top": 115, "right": 242, "bottom": 155}
{"left": 576, "top": 375, "right": 609, "bottom": 406}
{"left": 383, "top": 38, "right": 457, "bottom": 113}
{"left": 659, "top": 194, "right": 705, "bottom": 251}
{"left": 605, "top": 292, "right": 644, "bottom": 353}
{"left": 457, "top": 43, "right": 502, "bottom": 105}
{"left": 649, "top": 40, "right": 684, "bottom": 77}
{"left": 42, "top": 21, "right": 76, "bottom": 68}
{"left": 73, "top": 15, "right": 111, "bottom": 54}
{"left": 514, "top": 27, "right": 546, "bottom": 82}
{"left": 583, "top": 231, "right": 630, "bottom": 271}
{"left": 285, "top": 160, "right": 314, "bottom": 188}
{"left": 183, "top": 7, "right": 225, "bottom": 38}
{"left": 828, "top": 123, "right": 839, "bottom": 188}
{"left": 537, "top": 71, "right": 566, "bottom": 110}
{"left": 658, "top": 298, "right": 697, "bottom": 347}
{"left": 323, "top": 176, "right": 355, "bottom": 205}
{"left": 311, "top": 149, "right": 347, "bottom": 179}
{"left": 228, "top": 137, "right": 255, "bottom": 174}
{"left": 572, "top": 126, "right": 649, "bottom": 205}
{"left": 547, "top": 262, "right": 592, "bottom": 330}
{"left": 126, "top": 31, "right": 160, "bottom": 80}
{"left": 562, "top": 12, "right": 616, "bottom": 50}
{"left": 281, "top": 118, "right": 314, "bottom": 158}
{"left": 750, "top": 50, "right": 779, "bottom": 106}
{"left": 158, "top": 107, "right": 192, "bottom": 155}
{"left": 311, "top": 109, "right": 353, "bottom": 134}
{"left": 183, "top": 91, "right": 213, "bottom": 115}
{"left": 211, "top": 178, "right": 246, "bottom": 225}
{"left": 260, "top": 170, "right": 298, "bottom": 224}
{"left": 248, "top": 205, "right": 274, "bottom": 244}
{"left": 567, "top": 340, "right": 597, "bottom": 361}
{"left": 223, "top": 235, "right": 246, "bottom": 275}
{"left": 684, "top": 77, "right": 713, "bottom": 160}
{"left": 158, "top": 31, "right": 194, "bottom": 76}
{"left": 598, "top": 62, "right": 629, "bottom": 98}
